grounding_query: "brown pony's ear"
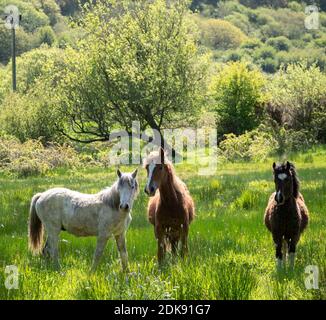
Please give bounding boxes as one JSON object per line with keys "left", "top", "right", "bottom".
{"left": 159, "top": 147, "right": 165, "bottom": 164}
{"left": 272, "top": 162, "right": 276, "bottom": 170}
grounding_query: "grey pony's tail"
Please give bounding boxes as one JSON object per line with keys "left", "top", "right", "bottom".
{"left": 28, "top": 193, "right": 43, "bottom": 255}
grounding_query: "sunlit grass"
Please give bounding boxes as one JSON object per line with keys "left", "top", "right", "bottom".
{"left": 0, "top": 148, "right": 325, "bottom": 299}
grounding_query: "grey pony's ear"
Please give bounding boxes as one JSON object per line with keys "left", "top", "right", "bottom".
{"left": 132, "top": 168, "right": 138, "bottom": 179}
{"left": 117, "top": 169, "right": 122, "bottom": 178}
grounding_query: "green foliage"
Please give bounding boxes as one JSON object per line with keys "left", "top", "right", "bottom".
{"left": 197, "top": 17, "right": 248, "bottom": 50}
{"left": 260, "top": 58, "right": 278, "bottom": 73}
{"left": 36, "top": 26, "right": 57, "bottom": 46}
{"left": 39, "top": 0, "right": 62, "bottom": 26}
{"left": 239, "top": 0, "right": 288, "bottom": 8}
{"left": 267, "top": 62, "right": 326, "bottom": 140}
{"left": 0, "top": 46, "right": 65, "bottom": 94}
{"left": 266, "top": 36, "right": 291, "bottom": 51}
{"left": 55, "top": 0, "right": 87, "bottom": 16}
{"left": 217, "top": 129, "right": 278, "bottom": 162}
{"left": 0, "top": 25, "right": 34, "bottom": 64}
{"left": 271, "top": 127, "right": 318, "bottom": 155}
{"left": 0, "top": 136, "right": 80, "bottom": 177}
{"left": 0, "top": 92, "right": 62, "bottom": 143}
{"left": 0, "top": 0, "right": 73, "bottom": 64}
{"left": 0, "top": 47, "right": 67, "bottom": 142}
{"left": 212, "top": 61, "right": 266, "bottom": 136}
{"left": 52, "top": 0, "right": 208, "bottom": 142}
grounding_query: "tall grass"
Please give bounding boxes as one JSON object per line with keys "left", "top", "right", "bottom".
{"left": 0, "top": 148, "right": 325, "bottom": 299}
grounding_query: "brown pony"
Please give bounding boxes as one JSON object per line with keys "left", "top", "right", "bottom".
{"left": 143, "top": 148, "right": 195, "bottom": 264}
{"left": 264, "top": 161, "right": 309, "bottom": 270}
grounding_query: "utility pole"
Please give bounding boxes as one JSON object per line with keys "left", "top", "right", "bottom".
{"left": 2, "top": 6, "right": 21, "bottom": 92}
{"left": 11, "top": 16, "right": 17, "bottom": 91}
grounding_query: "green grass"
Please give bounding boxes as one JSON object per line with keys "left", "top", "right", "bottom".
{"left": 0, "top": 148, "right": 325, "bottom": 300}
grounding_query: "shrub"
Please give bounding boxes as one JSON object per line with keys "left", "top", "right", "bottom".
{"left": 254, "top": 46, "right": 277, "bottom": 60}
{"left": 267, "top": 62, "right": 326, "bottom": 139}
{"left": 198, "top": 18, "right": 248, "bottom": 50}
{"left": 0, "top": 93, "right": 62, "bottom": 143}
{"left": 212, "top": 61, "right": 266, "bottom": 136}
{"left": 224, "top": 13, "right": 251, "bottom": 34}
{"left": 0, "top": 136, "right": 81, "bottom": 177}
{"left": 260, "top": 58, "right": 278, "bottom": 73}
{"left": 37, "top": 26, "right": 57, "bottom": 46}
{"left": 216, "top": 129, "right": 278, "bottom": 162}
{"left": 266, "top": 36, "right": 291, "bottom": 51}
{"left": 269, "top": 126, "right": 318, "bottom": 155}
{"left": 240, "top": 38, "right": 263, "bottom": 50}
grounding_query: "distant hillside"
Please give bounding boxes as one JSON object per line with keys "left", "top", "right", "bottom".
{"left": 191, "top": 0, "right": 326, "bottom": 73}
{"left": 191, "top": 0, "right": 326, "bottom": 11}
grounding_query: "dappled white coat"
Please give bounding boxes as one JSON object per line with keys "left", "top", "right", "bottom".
{"left": 28, "top": 170, "right": 139, "bottom": 272}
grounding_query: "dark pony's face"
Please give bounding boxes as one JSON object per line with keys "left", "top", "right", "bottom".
{"left": 273, "top": 161, "right": 293, "bottom": 205}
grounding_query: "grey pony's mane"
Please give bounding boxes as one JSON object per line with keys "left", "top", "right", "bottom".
{"left": 99, "top": 180, "right": 120, "bottom": 210}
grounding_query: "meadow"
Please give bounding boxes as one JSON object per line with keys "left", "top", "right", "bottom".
{"left": 0, "top": 148, "right": 325, "bottom": 300}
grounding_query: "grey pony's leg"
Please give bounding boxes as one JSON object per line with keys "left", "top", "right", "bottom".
{"left": 47, "top": 232, "right": 60, "bottom": 270}
{"left": 115, "top": 233, "right": 129, "bottom": 272}
{"left": 42, "top": 238, "right": 50, "bottom": 258}
{"left": 91, "top": 234, "right": 109, "bottom": 272}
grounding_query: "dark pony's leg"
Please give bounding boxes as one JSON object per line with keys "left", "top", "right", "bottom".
{"left": 288, "top": 235, "right": 299, "bottom": 270}
{"left": 273, "top": 234, "right": 283, "bottom": 270}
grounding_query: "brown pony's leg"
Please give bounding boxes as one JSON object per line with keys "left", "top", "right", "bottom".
{"left": 180, "top": 226, "right": 189, "bottom": 258}
{"left": 156, "top": 227, "right": 165, "bottom": 265}
{"left": 171, "top": 236, "right": 179, "bottom": 257}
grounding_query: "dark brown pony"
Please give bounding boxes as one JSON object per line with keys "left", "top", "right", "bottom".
{"left": 143, "top": 148, "right": 195, "bottom": 264}
{"left": 264, "top": 161, "right": 309, "bottom": 270}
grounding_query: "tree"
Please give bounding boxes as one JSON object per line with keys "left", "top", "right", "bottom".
{"left": 52, "top": 0, "right": 208, "bottom": 150}
{"left": 0, "top": 47, "right": 67, "bottom": 142}
{"left": 212, "top": 61, "right": 266, "bottom": 137}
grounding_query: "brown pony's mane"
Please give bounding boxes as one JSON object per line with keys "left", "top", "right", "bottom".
{"left": 143, "top": 150, "right": 185, "bottom": 201}
{"left": 144, "top": 148, "right": 195, "bottom": 263}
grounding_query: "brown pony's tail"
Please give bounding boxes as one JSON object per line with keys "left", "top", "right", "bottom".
{"left": 28, "top": 193, "right": 43, "bottom": 255}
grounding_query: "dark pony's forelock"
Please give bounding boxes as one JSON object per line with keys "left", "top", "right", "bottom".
{"left": 275, "top": 161, "right": 300, "bottom": 198}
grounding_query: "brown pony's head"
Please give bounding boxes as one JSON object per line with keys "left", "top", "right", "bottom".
{"left": 273, "top": 161, "right": 299, "bottom": 205}
{"left": 143, "top": 147, "right": 170, "bottom": 197}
